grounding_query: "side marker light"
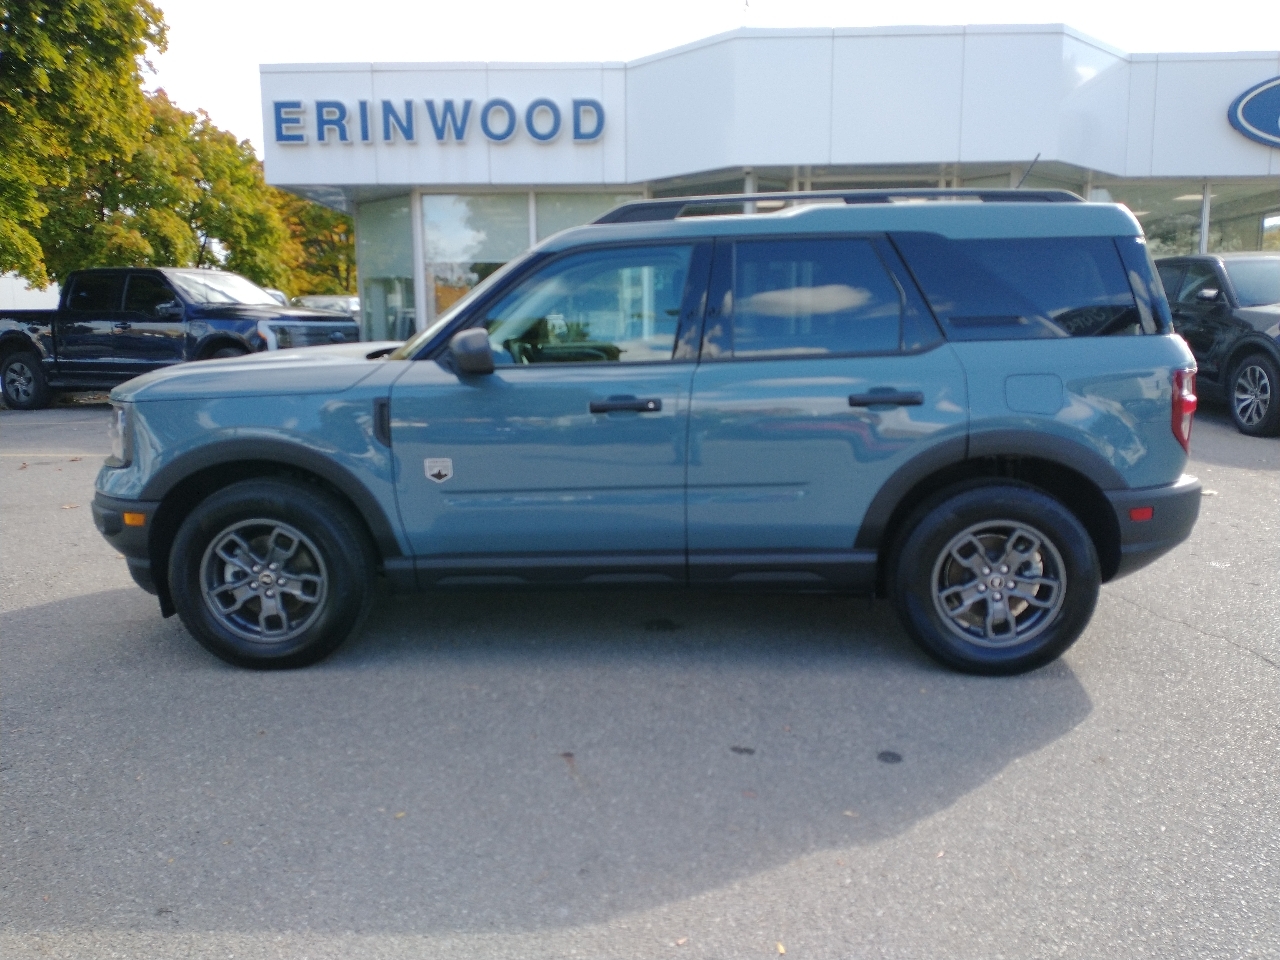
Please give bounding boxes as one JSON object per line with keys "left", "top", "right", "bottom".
{"left": 123, "top": 512, "right": 147, "bottom": 527}
{"left": 1129, "top": 506, "right": 1154, "bottom": 522}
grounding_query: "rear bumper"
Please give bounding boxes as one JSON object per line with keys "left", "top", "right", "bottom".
{"left": 1106, "top": 474, "right": 1201, "bottom": 580}
{"left": 92, "top": 492, "right": 161, "bottom": 594}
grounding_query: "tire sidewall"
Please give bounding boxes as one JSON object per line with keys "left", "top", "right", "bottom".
{"left": 169, "top": 479, "right": 372, "bottom": 668}
{"left": 1, "top": 353, "right": 51, "bottom": 411}
{"left": 1229, "top": 353, "right": 1280, "bottom": 437}
{"left": 893, "top": 484, "right": 1100, "bottom": 675}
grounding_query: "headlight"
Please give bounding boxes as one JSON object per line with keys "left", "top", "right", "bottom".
{"left": 106, "top": 403, "right": 132, "bottom": 467}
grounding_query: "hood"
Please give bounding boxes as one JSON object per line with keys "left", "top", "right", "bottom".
{"left": 111, "top": 341, "right": 404, "bottom": 402}
{"left": 1237, "top": 303, "right": 1280, "bottom": 336}
{"left": 191, "top": 303, "right": 359, "bottom": 323}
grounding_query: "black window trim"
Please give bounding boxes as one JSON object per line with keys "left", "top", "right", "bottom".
{"left": 65, "top": 270, "right": 127, "bottom": 313}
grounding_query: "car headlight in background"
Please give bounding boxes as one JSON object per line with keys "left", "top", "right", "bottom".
{"left": 107, "top": 402, "right": 132, "bottom": 467}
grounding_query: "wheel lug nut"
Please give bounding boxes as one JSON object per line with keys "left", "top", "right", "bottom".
{"left": 1000, "top": 565, "right": 1009, "bottom": 573}
{"left": 993, "top": 592, "right": 1003, "bottom": 601}
{"left": 982, "top": 567, "right": 991, "bottom": 575}
{"left": 252, "top": 565, "right": 261, "bottom": 573}
{"left": 266, "top": 589, "right": 275, "bottom": 597}
{"left": 978, "top": 584, "right": 986, "bottom": 592}
{"left": 269, "top": 563, "right": 278, "bottom": 570}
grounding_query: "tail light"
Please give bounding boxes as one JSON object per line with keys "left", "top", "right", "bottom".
{"left": 1172, "top": 367, "right": 1197, "bottom": 453}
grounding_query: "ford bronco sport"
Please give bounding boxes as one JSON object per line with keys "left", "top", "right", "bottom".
{"left": 93, "top": 190, "right": 1201, "bottom": 674}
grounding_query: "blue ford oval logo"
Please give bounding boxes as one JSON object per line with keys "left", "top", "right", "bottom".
{"left": 1229, "top": 75, "right": 1280, "bottom": 148}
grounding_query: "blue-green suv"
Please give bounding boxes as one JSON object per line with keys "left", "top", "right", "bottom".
{"left": 93, "top": 190, "right": 1201, "bottom": 675}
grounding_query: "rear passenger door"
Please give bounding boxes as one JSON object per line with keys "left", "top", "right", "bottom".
{"left": 685, "top": 236, "right": 968, "bottom": 589}
{"left": 55, "top": 272, "right": 127, "bottom": 379}
{"left": 1170, "top": 262, "right": 1233, "bottom": 378}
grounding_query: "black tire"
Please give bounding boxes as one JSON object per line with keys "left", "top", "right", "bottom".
{"left": 207, "top": 345, "right": 249, "bottom": 360}
{"left": 168, "top": 478, "right": 374, "bottom": 669}
{"left": 1, "top": 351, "right": 52, "bottom": 410}
{"left": 1227, "top": 352, "right": 1280, "bottom": 437}
{"left": 890, "top": 483, "right": 1100, "bottom": 676}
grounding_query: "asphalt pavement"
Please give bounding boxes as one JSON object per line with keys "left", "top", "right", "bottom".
{"left": 1, "top": 397, "right": 1276, "bottom": 959}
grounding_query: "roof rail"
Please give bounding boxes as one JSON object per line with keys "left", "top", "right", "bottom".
{"left": 593, "top": 188, "right": 1085, "bottom": 224}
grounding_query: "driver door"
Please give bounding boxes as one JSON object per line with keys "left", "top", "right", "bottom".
{"left": 390, "top": 242, "right": 711, "bottom": 585}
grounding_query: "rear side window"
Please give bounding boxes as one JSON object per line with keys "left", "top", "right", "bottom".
{"left": 892, "top": 235, "right": 1142, "bottom": 340}
{"left": 66, "top": 273, "right": 124, "bottom": 313}
{"left": 729, "top": 238, "right": 902, "bottom": 357}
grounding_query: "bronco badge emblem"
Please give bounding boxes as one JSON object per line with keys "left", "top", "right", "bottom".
{"left": 424, "top": 458, "right": 453, "bottom": 483}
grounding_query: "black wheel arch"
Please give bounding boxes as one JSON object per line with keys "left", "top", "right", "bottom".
{"left": 141, "top": 440, "right": 402, "bottom": 617}
{"left": 194, "top": 332, "right": 257, "bottom": 359}
{"left": 1222, "top": 336, "right": 1280, "bottom": 385}
{"left": 859, "top": 433, "right": 1125, "bottom": 594}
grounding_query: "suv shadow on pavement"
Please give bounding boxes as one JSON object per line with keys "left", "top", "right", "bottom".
{"left": 2, "top": 584, "right": 1091, "bottom": 935}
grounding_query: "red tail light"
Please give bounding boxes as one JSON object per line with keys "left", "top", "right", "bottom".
{"left": 1172, "top": 367, "right": 1197, "bottom": 453}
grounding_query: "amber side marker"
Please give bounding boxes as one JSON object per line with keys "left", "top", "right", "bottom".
{"left": 123, "top": 513, "right": 147, "bottom": 527}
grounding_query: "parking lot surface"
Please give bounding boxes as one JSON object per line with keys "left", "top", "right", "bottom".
{"left": 2, "top": 399, "right": 1277, "bottom": 959}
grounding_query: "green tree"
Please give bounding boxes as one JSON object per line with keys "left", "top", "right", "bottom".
{"left": 35, "top": 90, "right": 292, "bottom": 288}
{"left": 0, "top": 0, "right": 165, "bottom": 285}
{"left": 273, "top": 188, "right": 357, "bottom": 296}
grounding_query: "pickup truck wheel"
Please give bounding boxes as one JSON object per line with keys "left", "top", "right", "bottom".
{"left": 891, "top": 484, "right": 1100, "bottom": 676}
{"left": 1228, "top": 353, "right": 1280, "bottom": 437}
{"left": 1, "top": 352, "right": 52, "bottom": 410}
{"left": 168, "top": 479, "right": 374, "bottom": 669}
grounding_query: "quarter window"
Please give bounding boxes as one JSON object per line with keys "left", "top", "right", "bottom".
{"left": 893, "top": 235, "right": 1141, "bottom": 339}
{"left": 482, "top": 245, "right": 694, "bottom": 364}
{"left": 729, "top": 239, "right": 903, "bottom": 358}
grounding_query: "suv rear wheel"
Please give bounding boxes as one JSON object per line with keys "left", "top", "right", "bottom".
{"left": 891, "top": 483, "right": 1100, "bottom": 675}
{"left": 1228, "top": 352, "right": 1280, "bottom": 437}
{"left": 168, "top": 479, "right": 374, "bottom": 668}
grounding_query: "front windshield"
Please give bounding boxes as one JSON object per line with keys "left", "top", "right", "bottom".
{"left": 168, "top": 271, "right": 281, "bottom": 306}
{"left": 1224, "top": 259, "right": 1280, "bottom": 307}
{"left": 388, "top": 256, "right": 528, "bottom": 360}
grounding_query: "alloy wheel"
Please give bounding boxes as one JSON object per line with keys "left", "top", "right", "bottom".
{"left": 1233, "top": 363, "right": 1272, "bottom": 428}
{"left": 930, "top": 520, "right": 1067, "bottom": 648}
{"left": 199, "top": 518, "right": 328, "bottom": 644}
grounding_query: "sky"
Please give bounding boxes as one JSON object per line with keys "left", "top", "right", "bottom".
{"left": 145, "top": 0, "right": 1280, "bottom": 155}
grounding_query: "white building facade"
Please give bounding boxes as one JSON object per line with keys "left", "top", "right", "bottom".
{"left": 260, "top": 24, "right": 1280, "bottom": 340}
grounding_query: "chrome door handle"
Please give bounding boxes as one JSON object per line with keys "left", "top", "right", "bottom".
{"left": 848, "top": 390, "right": 924, "bottom": 408}
{"left": 113, "top": 322, "right": 132, "bottom": 331}
{"left": 590, "top": 395, "right": 662, "bottom": 414}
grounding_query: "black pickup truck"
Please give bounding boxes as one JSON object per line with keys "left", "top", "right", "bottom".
{"left": 0, "top": 267, "right": 362, "bottom": 409}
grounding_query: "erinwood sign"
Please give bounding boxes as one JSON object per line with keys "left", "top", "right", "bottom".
{"left": 272, "top": 98, "right": 606, "bottom": 145}
{"left": 1228, "top": 76, "right": 1280, "bottom": 149}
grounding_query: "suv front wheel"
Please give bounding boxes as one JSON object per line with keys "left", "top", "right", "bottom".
{"left": 891, "top": 484, "right": 1100, "bottom": 675}
{"left": 168, "top": 478, "right": 374, "bottom": 668}
{"left": 1228, "top": 352, "right": 1280, "bottom": 437}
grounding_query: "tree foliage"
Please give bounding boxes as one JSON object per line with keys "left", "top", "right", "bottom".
{"left": 0, "top": 0, "right": 165, "bottom": 285}
{"left": 35, "top": 90, "right": 293, "bottom": 289}
{"left": 273, "top": 189, "right": 357, "bottom": 295}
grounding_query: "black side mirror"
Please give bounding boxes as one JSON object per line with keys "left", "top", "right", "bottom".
{"left": 450, "top": 328, "right": 494, "bottom": 375}
{"left": 155, "top": 300, "right": 184, "bottom": 319}
{"left": 1195, "top": 287, "right": 1220, "bottom": 303}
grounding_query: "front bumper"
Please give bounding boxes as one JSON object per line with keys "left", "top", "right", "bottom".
{"left": 92, "top": 492, "right": 161, "bottom": 595}
{"left": 1106, "top": 474, "right": 1201, "bottom": 579}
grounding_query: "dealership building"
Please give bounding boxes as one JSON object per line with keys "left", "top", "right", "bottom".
{"left": 260, "top": 24, "right": 1280, "bottom": 341}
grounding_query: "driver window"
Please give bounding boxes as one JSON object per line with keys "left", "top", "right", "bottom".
{"left": 482, "top": 245, "right": 694, "bottom": 364}
{"left": 1176, "top": 263, "right": 1220, "bottom": 304}
{"left": 124, "top": 275, "right": 178, "bottom": 317}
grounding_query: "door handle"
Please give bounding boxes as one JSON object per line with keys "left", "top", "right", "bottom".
{"left": 848, "top": 389, "right": 924, "bottom": 408}
{"left": 589, "top": 395, "right": 662, "bottom": 414}
{"left": 113, "top": 322, "right": 132, "bottom": 331}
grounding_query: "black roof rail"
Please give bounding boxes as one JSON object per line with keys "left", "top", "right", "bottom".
{"left": 593, "top": 188, "right": 1085, "bottom": 224}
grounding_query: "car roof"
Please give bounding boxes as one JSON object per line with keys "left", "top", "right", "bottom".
{"left": 539, "top": 201, "right": 1141, "bottom": 252}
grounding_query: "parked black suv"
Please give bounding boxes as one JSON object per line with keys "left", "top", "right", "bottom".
{"left": 1156, "top": 253, "right": 1280, "bottom": 436}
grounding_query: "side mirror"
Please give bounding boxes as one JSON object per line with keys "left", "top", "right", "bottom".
{"left": 450, "top": 327, "right": 494, "bottom": 375}
{"left": 1195, "top": 287, "right": 1220, "bottom": 303}
{"left": 155, "top": 300, "right": 184, "bottom": 319}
